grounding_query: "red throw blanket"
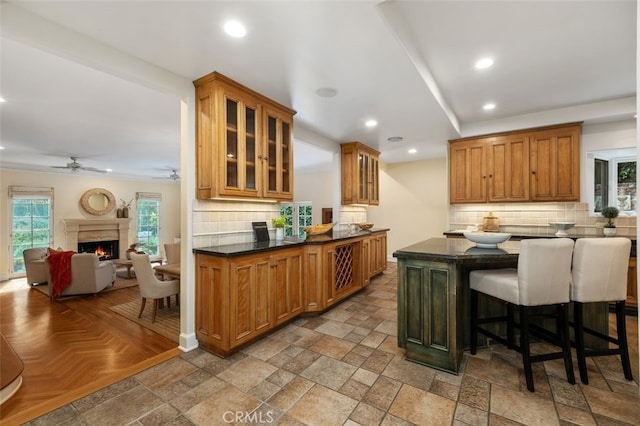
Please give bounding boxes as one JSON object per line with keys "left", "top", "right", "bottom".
{"left": 47, "top": 250, "right": 75, "bottom": 298}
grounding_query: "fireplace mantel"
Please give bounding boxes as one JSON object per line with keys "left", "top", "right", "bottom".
{"left": 62, "top": 218, "right": 131, "bottom": 260}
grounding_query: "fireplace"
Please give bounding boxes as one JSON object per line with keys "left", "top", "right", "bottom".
{"left": 62, "top": 218, "right": 130, "bottom": 261}
{"left": 77, "top": 240, "right": 119, "bottom": 261}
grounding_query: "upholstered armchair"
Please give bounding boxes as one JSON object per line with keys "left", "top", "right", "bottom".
{"left": 23, "top": 247, "right": 49, "bottom": 285}
{"left": 44, "top": 253, "right": 116, "bottom": 297}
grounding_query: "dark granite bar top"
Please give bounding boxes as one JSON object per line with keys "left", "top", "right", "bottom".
{"left": 443, "top": 230, "right": 636, "bottom": 240}
{"left": 444, "top": 231, "right": 636, "bottom": 256}
{"left": 393, "top": 237, "right": 520, "bottom": 263}
{"left": 194, "top": 228, "right": 389, "bottom": 257}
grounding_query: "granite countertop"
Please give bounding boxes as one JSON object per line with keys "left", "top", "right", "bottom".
{"left": 393, "top": 237, "right": 520, "bottom": 263}
{"left": 443, "top": 231, "right": 636, "bottom": 256}
{"left": 194, "top": 228, "right": 389, "bottom": 257}
{"left": 444, "top": 230, "right": 636, "bottom": 240}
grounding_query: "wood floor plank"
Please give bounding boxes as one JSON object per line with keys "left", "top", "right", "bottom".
{"left": 0, "top": 278, "right": 179, "bottom": 425}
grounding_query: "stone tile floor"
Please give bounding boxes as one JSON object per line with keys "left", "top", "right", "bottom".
{"left": 28, "top": 263, "right": 639, "bottom": 425}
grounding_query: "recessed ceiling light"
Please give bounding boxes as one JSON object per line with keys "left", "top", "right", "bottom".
{"left": 408, "top": 148, "right": 417, "bottom": 154}
{"left": 475, "top": 58, "right": 494, "bottom": 69}
{"left": 483, "top": 103, "right": 496, "bottom": 111}
{"left": 365, "top": 119, "right": 378, "bottom": 128}
{"left": 315, "top": 87, "right": 338, "bottom": 98}
{"left": 106, "top": 168, "right": 112, "bottom": 172}
{"left": 0, "top": 146, "right": 4, "bottom": 150}
{"left": 387, "top": 136, "right": 403, "bottom": 143}
{"left": 0, "top": 97, "right": 6, "bottom": 103}
{"left": 224, "top": 20, "right": 247, "bottom": 38}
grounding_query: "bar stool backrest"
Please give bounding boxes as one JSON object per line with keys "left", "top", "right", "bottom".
{"left": 517, "top": 238, "right": 574, "bottom": 306}
{"left": 571, "top": 237, "right": 630, "bottom": 303}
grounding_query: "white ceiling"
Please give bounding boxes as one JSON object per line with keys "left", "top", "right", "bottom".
{"left": 0, "top": 1, "right": 636, "bottom": 181}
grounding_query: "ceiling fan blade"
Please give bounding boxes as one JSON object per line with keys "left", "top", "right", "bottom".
{"left": 51, "top": 166, "right": 70, "bottom": 169}
{"left": 81, "top": 166, "right": 107, "bottom": 173}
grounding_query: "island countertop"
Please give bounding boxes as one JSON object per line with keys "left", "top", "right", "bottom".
{"left": 393, "top": 237, "right": 520, "bottom": 263}
{"left": 194, "top": 228, "right": 389, "bottom": 257}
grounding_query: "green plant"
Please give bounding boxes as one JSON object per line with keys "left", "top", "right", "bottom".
{"left": 601, "top": 206, "right": 619, "bottom": 228}
{"left": 272, "top": 216, "right": 286, "bottom": 228}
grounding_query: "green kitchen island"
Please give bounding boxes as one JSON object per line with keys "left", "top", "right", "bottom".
{"left": 393, "top": 237, "right": 609, "bottom": 374}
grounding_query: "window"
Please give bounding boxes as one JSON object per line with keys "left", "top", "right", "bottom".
{"left": 280, "top": 202, "right": 312, "bottom": 237}
{"left": 590, "top": 148, "right": 636, "bottom": 214}
{"left": 136, "top": 192, "right": 161, "bottom": 256}
{"left": 10, "top": 186, "right": 53, "bottom": 274}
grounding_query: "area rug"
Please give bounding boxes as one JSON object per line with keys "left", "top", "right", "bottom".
{"left": 31, "top": 275, "right": 138, "bottom": 298}
{"left": 109, "top": 301, "right": 180, "bottom": 343}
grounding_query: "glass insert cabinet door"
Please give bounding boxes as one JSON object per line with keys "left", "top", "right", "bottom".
{"left": 222, "top": 94, "right": 260, "bottom": 196}
{"left": 264, "top": 106, "right": 293, "bottom": 199}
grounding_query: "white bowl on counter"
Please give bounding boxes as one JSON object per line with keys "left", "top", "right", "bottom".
{"left": 548, "top": 221, "right": 576, "bottom": 237}
{"left": 463, "top": 232, "right": 512, "bottom": 248}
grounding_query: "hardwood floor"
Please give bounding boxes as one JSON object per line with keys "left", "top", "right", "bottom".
{"left": 0, "top": 278, "right": 180, "bottom": 425}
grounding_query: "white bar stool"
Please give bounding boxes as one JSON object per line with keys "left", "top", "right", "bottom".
{"left": 571, "top": 237, "right": 633, "bottom": 384}
{"left": 469, "top": 238, "right": 576, "bottom": 392}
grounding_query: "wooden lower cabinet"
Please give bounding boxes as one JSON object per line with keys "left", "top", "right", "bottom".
{"left": 306, "top": 232, "right": 388, "bottom": 310}
{"left": 397, "top": 258, "right": 461, "bottom": 373}
{"left": 363, "top": 232, "right": 388, "bottom": 285}
{"left": 196, "top": 231, "right": 389, "bottom": 356}
{"left": 196, "top": 247, "right": 302, "bottom": 356}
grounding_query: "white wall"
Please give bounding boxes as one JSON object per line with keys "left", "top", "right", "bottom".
{"left": 294, "top": 170, "right": 334, "bottom": 224}
{"left": 0, "top": 169, "right": 180, "bottom": 280}
{"left": 367, "top": 158, "right": 449, "bottom": 259}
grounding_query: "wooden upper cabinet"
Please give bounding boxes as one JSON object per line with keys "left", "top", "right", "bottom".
{"left": 194, "top": 72, "right": 295, "bottom": 201}
{"left": 263, "top": 105, "right": 294, "bottom": 200}
{"left": 487, "top": 134, "right": 530, "bottom": 202}
{"left": 449, "top": 122, "right": 581, "bottom": 204}
{"left": 449, "top": 140, "right": 487, "bottom": 203}
{"left": 341, "top": 141, "right": 380, "bottom": 205}
{"left": 529, "top": 124, "right": 580, "bottom": 201}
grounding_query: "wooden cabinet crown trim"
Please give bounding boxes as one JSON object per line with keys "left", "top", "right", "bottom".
{"left": 341, "top": 140, "right": 380, "bottom": 156}
{"left": 448, "top": 121, "right": 583, "bottom": 144}
{"left": 193, "top": 71, "right": 297, "bottom": 116}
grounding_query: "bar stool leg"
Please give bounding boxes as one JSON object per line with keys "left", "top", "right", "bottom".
{"left": 615, "top": 301, "right": 634, "bottom": 381}
{"left": 520, "top": 305, "right": 535, "bottom": 392}
{"left": 574, "top": 302, "right": 589, "bottom": 384}
{"left": 506, "top": 303, "right": 515, "bottom": 349}
{"left": 470, "top": 289, "right": 478, "bottom": 355}
{"left": 559, "top": 303, "right": 575, "bottom": 385}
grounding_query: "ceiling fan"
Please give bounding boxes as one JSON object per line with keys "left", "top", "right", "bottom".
{"left": 153, "top": 169, "right": 180, "bottom": 181}
{"left": 51, "top": 156, "right": 107, "bottom": 173}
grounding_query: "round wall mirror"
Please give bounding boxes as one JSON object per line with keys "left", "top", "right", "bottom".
{"left": 80, "top": 188, "right": 116, "bottom": 216}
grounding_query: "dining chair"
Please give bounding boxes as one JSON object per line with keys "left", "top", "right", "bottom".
{"left": 571, "top": 237, "right": 633, "bottom": 384}
{"left": 164, "top": 242, "right": 180, "bottom": 265}
{"left": 130, "top": 253, "right": 179, "bottom": 323}
{"left": 469, "top": 238, "right": 576, "bottom": 392}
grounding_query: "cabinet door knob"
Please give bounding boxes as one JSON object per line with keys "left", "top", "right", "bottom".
{"left": 531, "top": 171, "right": 536, "bottom": 175}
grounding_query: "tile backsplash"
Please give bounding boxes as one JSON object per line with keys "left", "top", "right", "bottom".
{"left": 448, "top": 202, "right": 637, "bottom": 237}
{"left": 192, "top": 199, "right": 368, "bottom": 247}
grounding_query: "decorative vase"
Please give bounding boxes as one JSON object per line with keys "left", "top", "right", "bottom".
{"left": 275, "top": 227, "right": 284, "bottom": 241}
{"left": 122, "top": 207, "right": 129, "bottom": 218}
{"left": 117, "top": 208, "right": 123, "bottom": 218}
{"left": 603, "top": 227, "right": 617, "bottom": 237}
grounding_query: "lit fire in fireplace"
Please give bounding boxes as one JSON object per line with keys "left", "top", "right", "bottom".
{"left": 95, "top": 245, "right": 108, "bottom": 258}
